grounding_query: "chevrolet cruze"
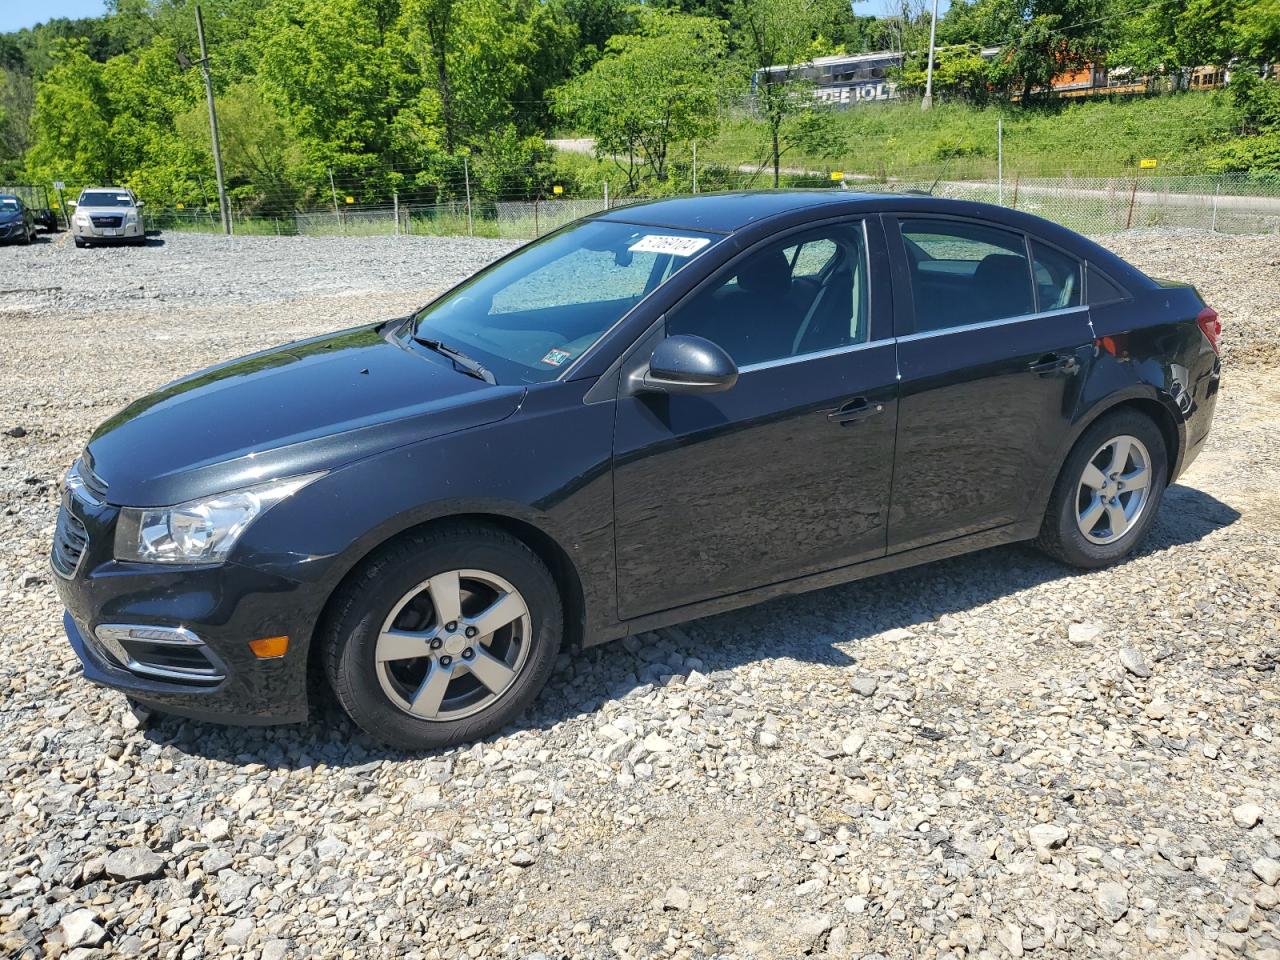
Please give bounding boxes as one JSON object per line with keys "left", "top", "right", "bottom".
{"left": 53, "top": 192, "right": 1221, "bottom": 749}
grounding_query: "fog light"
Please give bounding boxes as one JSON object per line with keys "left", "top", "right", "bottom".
{"left": 248, "top": 635, "right": 289, "bottom": 659}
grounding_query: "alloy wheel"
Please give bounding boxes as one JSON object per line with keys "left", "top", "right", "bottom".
{"left": 1075, "top": 434, "right": 1153, "bottom": 545}
{"left": 374, "top": 569, "right": 531, "bottom": 721}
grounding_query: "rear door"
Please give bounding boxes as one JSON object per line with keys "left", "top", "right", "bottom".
{"left": 885, "top": 215, "right": 1093, "bottom": 552}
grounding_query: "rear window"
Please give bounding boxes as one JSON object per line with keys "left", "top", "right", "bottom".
{"left": 1087, "top": 266, "right": 1130, "bottom": 304}
{"left": 1030, "top": 240, "right": 1082, "bottom": 310}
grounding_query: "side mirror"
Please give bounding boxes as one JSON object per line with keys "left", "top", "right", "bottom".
{"left": 637, "top": 334, "right": 738, "bottom": 394}
{"left": 135, "top": 200, "right": 145, "bottom": 207}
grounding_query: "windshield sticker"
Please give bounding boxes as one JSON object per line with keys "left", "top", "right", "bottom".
{"left": 540, "top": 348, "right": 572, "bottom": 367}
{"left": 116, "top": 196, "right": 131, "bottom": 202}
{"left": 628, "top": 235, "right": 711, "bottom": 257}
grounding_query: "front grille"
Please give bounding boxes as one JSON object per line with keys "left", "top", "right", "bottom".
{"left": 52, "top": 505, "right": 89, "bottom": 578}
{"left": 90, "top": 215, "right": 123, "bottom": 228}
{"left": 79, "top": 462, "right": 108, "bottom": 502}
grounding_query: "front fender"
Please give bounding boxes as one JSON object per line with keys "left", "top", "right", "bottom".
{"left": 231, "top": 379, "right": 619, "bottom": 645}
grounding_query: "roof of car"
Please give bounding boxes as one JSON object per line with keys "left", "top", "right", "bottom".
{"left": 595, "top": 189, "right": 899, "bottom": 233}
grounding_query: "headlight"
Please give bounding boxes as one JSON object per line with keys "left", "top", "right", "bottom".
{"left": 113, "top": 473, "right": 324, "bottom": 565}
{"left": 125, "top": 211, "right": 138, "bottom": 222}
{"left": 75, "top": 215, "right": 89, "bottom": 226}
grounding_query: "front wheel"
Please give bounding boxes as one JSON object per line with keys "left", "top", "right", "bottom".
{"left": 322, "top": 524, "right": 563, "bottom": 750}
{"left": 1035, "top": 409, "right": 1168, "bottom": 568}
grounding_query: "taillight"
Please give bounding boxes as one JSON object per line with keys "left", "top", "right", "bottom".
{"left": 1196, "top": 306, "right": 1221, "bottom": 354}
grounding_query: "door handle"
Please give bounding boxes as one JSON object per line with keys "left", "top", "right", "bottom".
{"left": 827, "top": 397, "right": 884, "bottom": 425}
{"left": 1028, "top": 352, "right": 1078, "bottom": 375}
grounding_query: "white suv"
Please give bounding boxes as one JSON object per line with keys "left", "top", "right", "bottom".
{"left": 72, "top": 188, "right": 148, "bottom": 247}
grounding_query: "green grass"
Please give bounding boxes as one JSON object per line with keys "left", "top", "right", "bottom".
{"left": 703, "top": 91, "right": 1238, "bottom": 180}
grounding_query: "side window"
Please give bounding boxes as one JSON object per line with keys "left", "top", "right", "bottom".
{"left": 1030, "top": 239, "right": 1083, "bottom": 310}
{"left": 1087, "top": 265, "right": 1130, "bottom": 305}
{"left": 900, "top": 219, "right": 1034, "bottom": 332}
{"left": 789, "top": 238, "right": 838, "bottom": 279}
{"left": 667, "top": 223, "right": 868, "bottom": 368}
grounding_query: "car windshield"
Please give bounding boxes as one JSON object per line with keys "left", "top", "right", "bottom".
{"left": 0, "top": 198, "right": 20, "bottom": 211}
{"left": 79, "top": 192, "right": 133, "bottom": 207}
{"left": 411, "top": 219, "right": 721, "bottom": 384}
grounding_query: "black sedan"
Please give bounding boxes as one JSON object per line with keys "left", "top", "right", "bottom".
{"left": 0, "top": 194, "right": 38, "bottom": 244}
{"left": 53, "top": 191, "right": 1221, "bottom": 749}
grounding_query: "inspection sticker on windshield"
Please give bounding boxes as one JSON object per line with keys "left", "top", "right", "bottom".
{"left": 629, "top": 235, "right": 710, "bottom": 257}
{"left": 540, "top": 348, "right": 573, "bottom": 367}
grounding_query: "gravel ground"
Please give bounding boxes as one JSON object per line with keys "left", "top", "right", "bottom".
{"left": 0, "top": 229, "right": 1277, "bottom": 960}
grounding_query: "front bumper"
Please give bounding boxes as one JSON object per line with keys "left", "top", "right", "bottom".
{"left": 73, "top": 220, "right": 144, "bottom": 242}
{"left": 53, "top": 491, "right": 320, "bottom": 725}
{"left": 0, "top": 220, "right": 28, "bottom": 241}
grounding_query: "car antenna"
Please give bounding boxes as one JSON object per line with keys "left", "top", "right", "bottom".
{"left": 925, "top": 151, "right": 956, "bottom": 196}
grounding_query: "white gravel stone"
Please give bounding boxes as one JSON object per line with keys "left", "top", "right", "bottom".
{"left": 60, "top": 909, "right": 105, "bottom": 949}
{"left": 103, "top": 846, "right": 165, "bottom": 881}
{"left": 1253, "top": 857, "right": 1280, "bottom": 886}
{"left": 1028, "top": 823, "right": 1070, "bottom": 851}
{"left": 1095, "top": 881, "right": 1129, "bottom": 922}
{"left": 1118, "top": 646, "right": 1152, "bottom": 678}
{"left": 202, "top": 817, "right": 231, "bottom": 842}
{"left": 1233, "top": 803, "right": 1264, "bottom": 829}
{"left": 850, "top": 676, "right": 878, "bottom": 697}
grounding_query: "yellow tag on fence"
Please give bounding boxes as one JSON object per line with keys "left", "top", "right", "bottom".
{"left": 830, "top": 171, "right": 845, "bottom": 181}
{"left": 1139, "top": 159, "right": 1158, "bottom": 169}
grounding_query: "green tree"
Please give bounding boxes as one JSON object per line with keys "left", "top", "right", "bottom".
{"left": 553, "top": 9, "right": 730, "bottom": 191}
{"left": 938, "top": 0, "right": 1111, "bottom": 101}
{"left": 731, "top": 0, "right": 846, "bottom": 185}
{"left": 0, "top": 67, "right": 34, "bottom": 178}
{"left": 898, "top": 43, "right": 993, "bottom": 102}
{"left": 27, "top": 39, "right": 115, "bottom": 184}
{"left": 1115, "top": 0, "right": 1240, "bottom": 74}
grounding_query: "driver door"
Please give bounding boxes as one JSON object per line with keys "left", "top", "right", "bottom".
{"left": 611, "top": 218, "right": 899, "bottom": 620}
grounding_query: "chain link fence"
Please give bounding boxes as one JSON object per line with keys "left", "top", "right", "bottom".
{"left": 133, "top": 170, "right": 1280, "bottom": 240}
{"left": 861, "top": 172, "right": 1280, "bottom": 235}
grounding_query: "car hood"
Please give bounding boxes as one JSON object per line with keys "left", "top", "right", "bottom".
{"left": 85, "top": 323, "right": 526, "bottom": 506}
{"left": 76, "top": 205, "right": 134, "bottom": 216}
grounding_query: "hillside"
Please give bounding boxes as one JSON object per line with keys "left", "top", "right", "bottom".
{"left": 703, "top": 92, "right": 1240, "bottom": 181}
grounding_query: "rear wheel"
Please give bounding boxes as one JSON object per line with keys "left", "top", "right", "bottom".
{"left": 322, "top": 524, "right": 563, "bottom": 750}
{"left": 1036, "top": 409, "right": 1168, "bottom": 568}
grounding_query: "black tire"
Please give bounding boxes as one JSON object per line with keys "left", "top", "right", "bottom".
{"left": 322, "top": 523, "right": 563, "bottom": 750}
{"left": 1036, "top": 408, "right": 1168, "bottom": 568}
{"left": 74, "top": 238, "right": 86, "bottom": 248}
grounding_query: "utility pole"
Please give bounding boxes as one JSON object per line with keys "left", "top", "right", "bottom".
{"left": 463, "top": 156, "right": 473, "bottom": 236}
{"left": 328, "top": 168, "right": 341, "bottom": 231}
{"left": 921, "top": 0, "right": 939, "bottom": 111}
{"left": 195, "top": 6, "right": 231, "bottom": 234}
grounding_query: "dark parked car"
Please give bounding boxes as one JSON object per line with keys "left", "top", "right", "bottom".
{"left": 53, "top": 192, "right": 1221, "bottom": 749}
{"left": 32, "top": 207, "right": 58, "bottom": 232}
{"left": 0, "top": 194, "right": 39, "bottom": 244}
